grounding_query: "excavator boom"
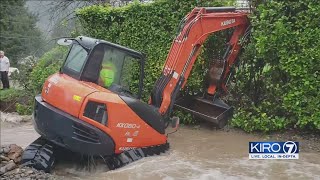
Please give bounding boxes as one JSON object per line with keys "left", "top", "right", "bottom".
{"left": 151, "top": 7, "right": 250, "bottom": 126}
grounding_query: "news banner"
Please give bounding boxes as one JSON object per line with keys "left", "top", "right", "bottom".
{"left": 249, "top": 141, "right": 299, "bottom": 159}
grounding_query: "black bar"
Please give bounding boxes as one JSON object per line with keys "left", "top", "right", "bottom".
{"left": 203, "top": 7, "right": 236, "bottom": 13}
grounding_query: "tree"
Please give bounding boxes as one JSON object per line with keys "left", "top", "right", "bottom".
{"left": 0, "top": 0, "right": 44, "bottom": 65}
{"left": 24, "top": 1, "right": 140, "bottom": 41}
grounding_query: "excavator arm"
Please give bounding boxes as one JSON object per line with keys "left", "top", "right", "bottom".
{"left": 150, "top": 7, "right": 250, "bottom": 124}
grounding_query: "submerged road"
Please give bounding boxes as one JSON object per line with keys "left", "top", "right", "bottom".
{"left": 1, "top": 122, "right": 319, "bottom": 180}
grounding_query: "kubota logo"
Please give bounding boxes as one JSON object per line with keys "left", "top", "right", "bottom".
{"left": 221, "top": 19, "right": 236, "bottom": 26}
{"left": 116, "top": 123, "right": 140, "bottom": 129}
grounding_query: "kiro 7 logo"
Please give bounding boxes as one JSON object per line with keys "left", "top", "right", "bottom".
{"left": 116, "top": 123, "right": 140, "bottom": 129}
{"left": 221, "top": 19, "right": 236, "bottom": 26}
{"left": 283, "top": 141, "right": 298, "bottom": 154}
{"left": 249, "top": 141, "right": 299, "bottom": 159}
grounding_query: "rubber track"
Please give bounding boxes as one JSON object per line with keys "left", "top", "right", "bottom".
{"left": 21, "top": 137, "right": 55, "bottom": 173}
{"left": 106, "top": 142, "right": 170, "bottom": 170}
{"left": 22, "top": 139, "right": 169, "bottom": 172}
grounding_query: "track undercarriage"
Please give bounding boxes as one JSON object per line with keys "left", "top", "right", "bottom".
{"left": 22, "top": 137, "right": 170, "bottom": 172}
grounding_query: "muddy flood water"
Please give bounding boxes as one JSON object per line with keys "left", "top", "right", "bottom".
{"left": 1, "top": 122, "right": 320, "bottom": 180}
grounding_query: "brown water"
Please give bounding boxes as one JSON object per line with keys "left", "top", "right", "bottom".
{"left": 1, "top": 123, "right": 320, "bottom": 180}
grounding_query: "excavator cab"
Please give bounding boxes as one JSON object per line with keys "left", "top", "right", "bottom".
{"left": 58, "top": 36, "right": 145, "bottom": 99}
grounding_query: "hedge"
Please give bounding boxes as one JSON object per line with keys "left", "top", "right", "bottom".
{"left": 231, "top": 0, "right": 320, "bottom": 132}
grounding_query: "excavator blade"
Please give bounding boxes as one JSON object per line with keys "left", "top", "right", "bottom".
{"left": 174, "top": 96, "right": 233, "bottom": 128}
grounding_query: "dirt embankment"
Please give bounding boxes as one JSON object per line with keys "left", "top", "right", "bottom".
{"left": 0, "top": 112, "right": 57, "bottom": 179}
{"left": 0, "top": 112, "right": 31, "bottom": 124}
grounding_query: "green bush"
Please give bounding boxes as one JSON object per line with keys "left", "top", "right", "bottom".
{"left": 0, "top": 88, "right": 21, "bottom": 102}
{"left": 231, "top": 1, "right": 320, "bottom": 132}
{"left": 77, "top": 0, "right": 233, "bottom": 124}
{"left": 10, "top": 46, "right": 68, "bottom": 115}
{"left": 28, "top": 46, "right": 67, "bottom": 94}
{"left": 0, "top": 88, "right": 26, "bottom": 113}
{"left": 15, "top": 102, "right": 33, "bottom": 115}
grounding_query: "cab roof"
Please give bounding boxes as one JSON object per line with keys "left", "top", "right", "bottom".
{"left": 76, "top": 36, "right": 144, "bottom": 59}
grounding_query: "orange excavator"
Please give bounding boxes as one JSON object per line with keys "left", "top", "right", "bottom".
{"left": 22, "top": 7, "right": 250, "bottom": 172}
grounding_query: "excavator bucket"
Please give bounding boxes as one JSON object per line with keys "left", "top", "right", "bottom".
{"left": 174, "top": 96, "right": 233, "bottom": 128}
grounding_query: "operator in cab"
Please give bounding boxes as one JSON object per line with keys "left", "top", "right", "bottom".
{"left": 99, "top": 61, "right": 117, "bottom": 88}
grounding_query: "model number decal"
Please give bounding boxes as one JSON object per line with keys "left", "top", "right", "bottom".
{"left": 119, "top": 147, "right": 136, "bottom": 151}
{"left": 116, "top": 123, "right": 140, "bottom": 129}
{"left": 221, "top": 19, "right": 236, "bottom": 26}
